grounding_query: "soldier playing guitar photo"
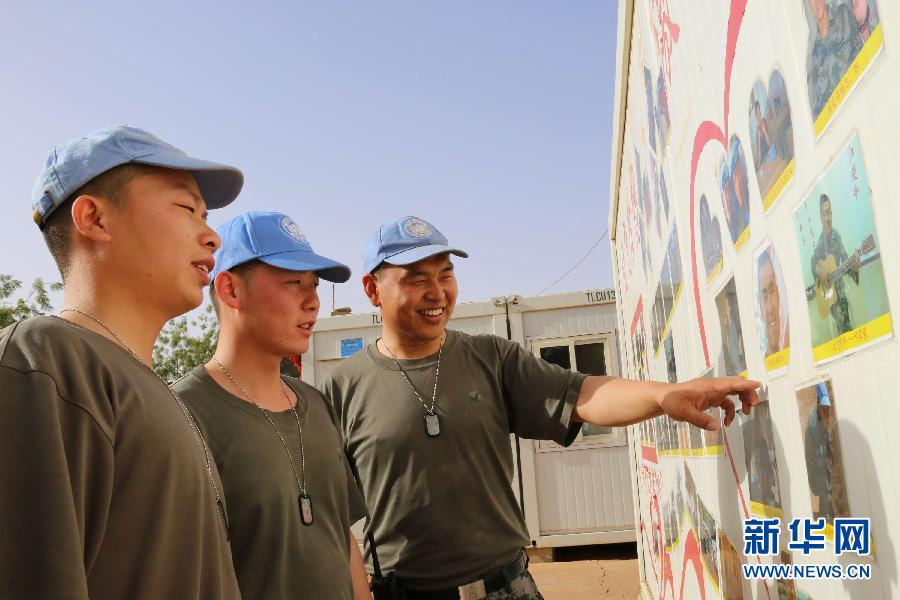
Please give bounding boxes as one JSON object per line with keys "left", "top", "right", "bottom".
{"left": 810, "top": 193, "right": 874, "bottom": 334}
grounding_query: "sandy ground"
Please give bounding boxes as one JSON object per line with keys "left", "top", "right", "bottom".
{"left": 527, "top": 543, "right": 642, "bottom": 600}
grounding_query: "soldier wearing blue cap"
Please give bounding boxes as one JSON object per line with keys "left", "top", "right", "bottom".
{"left": 172, "top": 211, "right": 371, "bottom": 600}
{"left": 322, "top": 216, "right": 761, "bottom": 599}
{"left": 0, "top": 126, "right": 243, "bottom": 599}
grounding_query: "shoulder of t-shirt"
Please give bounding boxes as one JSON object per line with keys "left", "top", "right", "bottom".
{"left": 318, "top": 344, "right": 373, "bottom": 388}
{"left": 283, "top": 375, "right": 340, "bottom": 423}
{"left": 0, "top": 319, "right": 21, "bottom": 363}
{"left": 170, "top": 365, "right": 207, "bottom": 396}
{"left": 450, "top": 330, "right": 517, "bottom": 360}
{"left": 0, "top": 316, "right": 117, "bottom": 444}
{"left": 1, "top": 316, "right": 101, "bottom": 370}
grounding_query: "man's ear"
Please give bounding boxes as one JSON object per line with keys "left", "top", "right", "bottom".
{"left": 362, "top": 273, "right": 380, "bottom": 308}
{"left": 215, "top": 272, "right": 242, "bottom": 310}
{"left": 70, "top": 195, "right": 113, "bottom": 242}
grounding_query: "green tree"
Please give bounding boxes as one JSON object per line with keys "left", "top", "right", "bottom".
{"left": 0, "top": 274, "right": 63, "bottom": 328}
{"left": 153, "top": 304, "right": 219, "bottom": 383}
{"left": 1, "top": 272, "right": 221, "bottom": 383}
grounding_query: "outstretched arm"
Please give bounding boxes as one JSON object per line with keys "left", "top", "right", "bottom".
{"left": 573, "top": 375, "right": 760, "bottom": 430}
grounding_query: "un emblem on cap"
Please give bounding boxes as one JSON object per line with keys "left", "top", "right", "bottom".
{"left": 403, "top": 217, "right": 433, "bottom": 238}
{"left": 281, "top": 216, "right": 309, "bottom": 245}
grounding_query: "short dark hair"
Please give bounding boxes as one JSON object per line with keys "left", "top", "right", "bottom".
{"left": 820, "top": 193, "right": 831, "bottom": 208}
{"left": 42, "top": 163, "right": 161, "bottom": 279}
{"left": 758, "top": 248, "right": 775, "bottom": 282}
{"left": 208, "top": 260, "right": 261, "bottom": 318}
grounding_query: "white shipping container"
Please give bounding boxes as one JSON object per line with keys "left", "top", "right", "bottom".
{"left": 609, "top": 0, "right": 900, "bottom": 598}
{"left": 304, "top": 289, "right": 636, "bottom": 547}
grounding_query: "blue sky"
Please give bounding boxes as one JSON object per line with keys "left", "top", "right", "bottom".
{"left": 0, "top": 1, "right": 619, "bottom": 314}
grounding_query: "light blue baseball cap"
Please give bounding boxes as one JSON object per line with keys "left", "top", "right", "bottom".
{"left": 363, "top": 215, "right": 468, "bottom": 273}
{"left": 32, "top": 125, "right": 243, "bottom": 228}
{"left": 816, "top": 382, "right": 832, "bottom": 407}
{"left": 212, "top": 211, "right": 351, "bottom": 283}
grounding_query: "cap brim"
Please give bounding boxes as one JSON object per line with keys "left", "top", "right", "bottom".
{"left": 259, "top": 250, "right": 352, "bottom": 283}
{"left": 383, "top": 244, "right": 468, "bottom": 267}
{"left": 134, "top": 151, "right": 244, "bottom": 210}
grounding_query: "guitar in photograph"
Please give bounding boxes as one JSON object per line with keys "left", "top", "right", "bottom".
{"left": 814, "top": 234, "right": 874, "bottom": 319}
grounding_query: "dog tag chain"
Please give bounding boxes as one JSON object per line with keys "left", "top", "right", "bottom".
{"left": 214, "top": 358, "right": 314, "bottom": 526}
{"left": 383, "top": 337, "right": 444, "bottom": 437}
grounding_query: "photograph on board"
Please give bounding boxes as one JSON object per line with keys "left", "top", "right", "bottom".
{"left": 657, "top": 160, "right": 671, "bottom": 226}
{"left": 643, "top": 64, "right": 658, "bottom": 153}
{"left": 662, "top": 417, "right": 678, "bottom": 454}
{"left": 655, "top": 69, "right": 671, "bottom": 151}
{"left": 749, "top": 68, "right": 795, "bottom": 212}
{"left": 792, "top": 133, "right": 891, "bottom": 364}
{"left": 649, "top": 155, "right": 668, "bottom": 239}
{"left": 741, "top": 391, "right": 784, "bottom": 518}
{"left": 660, "top": 252, "right": 674, "bottom": 332}
{"left": 678, "top": 422, "right": 690, "bottom": 456}
{"left": 655, "top": 416, "right": 669, "bottom": 454}
{"left": 683, "top": 462, "right": 698, "bottom": 522}
{"left": 719, "top": 531, "right": 744, "bottom": 600}
{"left": 667, "top": 225, "right": 684, "bottom": 301}
{"left": 715, "top": 277, "right": 748, "bottom": 377}
{"left": 776, "top": 551, "right": 814, "bottom": 600}
{"left": 796, "top": 378, "right": 850, "bottom": 524}
{"left": 700, "top": 366, "right": 724, "bottom": 456}
{"left": 673, "top": 467, "right": 684, "bottom": 526}
{"left": 650, "top": 289, "right": 662, "bottom": 356}
{"left": 696, "top": 496, "right": 720, "bottom": 594}
{"left": 720, "top": 136, "right": 751, "bottom": 251}
{"left": 663, "top": 492, "right": 678, "bottom": 550}
{"left": 634, "top": 312, "right": 649, "bottom": 381}
{"left": 642, "top": 164, "right": 658, "bottom": 242}
{"left": 703, "top": 407, "right": 724, "bottom": 456}
{"left": 699, "top": 194, "right": 724, "bottom": 284}
{"left": 664, "top": 332, "right": 677, "bottom": 383}
{"left": 754, "top": 240, "right": 791, "bottom": 376}
{"left": 803, "top": 0, "right": 884, "bottom": 136}
{"left": 689, "top": 423, "right": 704, "bottom": 456}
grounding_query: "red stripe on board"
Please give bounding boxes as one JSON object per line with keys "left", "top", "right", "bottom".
{"left": 686, "top": 0, "right": 747, "bottom": 368}
{"left": 631, "top": 296, "right": 644, "bottom": 336}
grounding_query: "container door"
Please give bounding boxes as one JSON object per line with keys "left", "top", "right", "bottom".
{"left": 528, "top": 333, "right": 635, "bottom": 545}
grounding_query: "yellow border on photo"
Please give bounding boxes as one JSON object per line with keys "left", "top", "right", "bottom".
{"left": 763, "top": 159, "right": 795, "bottom": 213}
{"left": 705, "top": 444, "right": 724, "bottom": 456}
{"left": 812, "top": 312, "right": 892, "bottom": 363}
{"left": 813, "top": 25, "right": 884, "bottom": 137}
{"left": 764, "top": 347, "right": 790, "bottom": 372}
{"left": 706, "top": 258, "right": 723, "bottom": 286}
{"left": 750, "top": 501, "right": 784, "bottom": 520}
{"left": 734, "top": 226, "right": 750, "bottom": 252}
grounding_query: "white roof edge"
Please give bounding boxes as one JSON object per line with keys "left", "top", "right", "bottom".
{"left": 608, "top": 0, "right": 635, "bottom": 242}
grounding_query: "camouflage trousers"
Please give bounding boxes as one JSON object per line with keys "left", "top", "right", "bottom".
{"left": 483, "top": 569, "right": 543, "bottom": 600}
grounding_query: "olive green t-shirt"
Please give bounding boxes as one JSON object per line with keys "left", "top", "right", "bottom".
{"left": 0, "top": 317, "right": 239, "bottom": 600}
{"left": 320, "top": 329, "right": 586, "bottom": 590}
{"left": 173, "top": 365, "right": 367, "bottom": 600}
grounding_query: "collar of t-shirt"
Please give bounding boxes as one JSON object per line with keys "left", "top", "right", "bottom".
{"left": 189, "top": 365, "right": 309, "bottom": 420}
{"left": 365, "top": 329, "right": 460, "bottom": 371}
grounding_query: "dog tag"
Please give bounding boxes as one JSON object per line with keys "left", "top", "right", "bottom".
{"left": 424, "top": 413, "right": 441, "bottom": 437}
{"left": 299, "top": 493, "right": 314, "bottom": 526}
